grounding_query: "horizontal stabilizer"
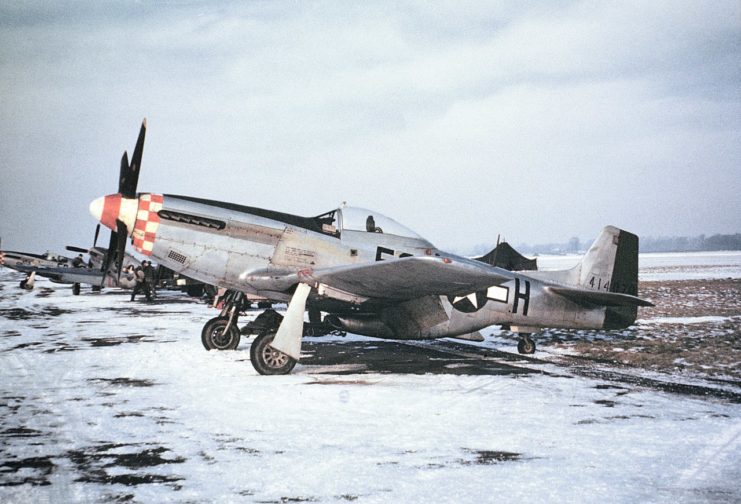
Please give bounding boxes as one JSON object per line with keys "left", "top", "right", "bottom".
{"left": 547, "top": 286, "right": 654, "bottom": 307}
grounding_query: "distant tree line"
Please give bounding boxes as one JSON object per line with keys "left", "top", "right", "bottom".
{"left": 508, "top": 233, "right": 741, "bottom": 255}
{"left": 638, "top": 233, "right": 741, "bottom": 253}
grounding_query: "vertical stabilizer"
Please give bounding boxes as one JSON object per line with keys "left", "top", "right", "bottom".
{"left": 575, "top": 226, "right": 638, "bottom": 294}
{"left": 574, "top": 226, "right": 639, "bottom": 329}
{"left": 577, "top": 227, "right": 618, "bottom": 289}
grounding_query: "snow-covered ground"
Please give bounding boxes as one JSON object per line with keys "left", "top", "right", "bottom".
{"left": 1, "top": 254, "right": 740, "bottom": 503}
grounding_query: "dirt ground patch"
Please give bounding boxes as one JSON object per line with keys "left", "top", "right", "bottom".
{"left": 640, "top": 278, "right": 741, "bottom": 318}
{"left": 552, "top": 279, "right": 741, "bottom": 381}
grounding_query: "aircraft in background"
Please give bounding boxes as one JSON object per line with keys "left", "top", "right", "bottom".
{"left": 0, "top": 246, "right": 73, "bottom": 290}
{"left": 90, "top": 119, "right": 653, "bottom": 374}
{"left": 0, "top": 229, "right": 140, "bottom": 294}
{"left": 1, "top": 233, "right": 211, "bottom": 297}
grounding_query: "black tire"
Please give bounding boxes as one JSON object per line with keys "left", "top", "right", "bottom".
{"left": 201, "top": 317, "right": 240, "bottom": 351}
{"left": 72, "top": 283, "right": 81, "bottom": 296}
{"left": 185, "top": 284, "right": 204, "bottom": 297}
{"left": 92, "top": 285, "right": 102, "bottom": 293}
{"left": 517, "top": 336, "right": 536, "bottom": 354}
{"left": 250, "top": 331, "right": 297, "bottom": 375}
{"left": 201, "top": 316, "right": 228, "bottom": 349}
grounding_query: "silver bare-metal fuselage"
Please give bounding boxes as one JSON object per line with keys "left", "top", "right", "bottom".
{"left": 147, "top": 195, "right": 616, "bottom": 340}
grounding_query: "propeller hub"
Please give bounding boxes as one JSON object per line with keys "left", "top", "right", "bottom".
{"left": 89, "top": 193, "right": 137, "bottom": 235}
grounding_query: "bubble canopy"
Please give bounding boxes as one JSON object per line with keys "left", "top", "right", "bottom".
{"left": 314, "top": 206, "right": 428, "bottom": 241}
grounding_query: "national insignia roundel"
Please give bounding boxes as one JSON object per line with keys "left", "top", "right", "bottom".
{"left": 447, "top": 290, "right": 489, "bottom": 313}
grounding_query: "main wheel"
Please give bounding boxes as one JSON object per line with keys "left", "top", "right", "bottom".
{"left": 250, "top": 331, "right": 297, "bottom": 375}
{"left": 72, "top": 283, "right": 81, "bottom": 296}
{"left": 201, "top": 316, "right": 228, "bottom": 349}
{"left": 201, "top": 317, "right": 240, "bottom": 350}
{"left": 517, "top": 335, "right": 536, "bottom": 354}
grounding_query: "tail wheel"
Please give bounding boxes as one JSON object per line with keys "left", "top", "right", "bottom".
{"left": 517, "top": 335, "right": 536, "bottom": 354}
{"left": 250, "top": 331, "right": 296, "bottom": 375}
{"left": 202, "top": 317, "right": 240, "bottom": 350}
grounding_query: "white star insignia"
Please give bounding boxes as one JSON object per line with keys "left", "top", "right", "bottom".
{"left": 452, "top": 293, "right": 478, "bottom": 308}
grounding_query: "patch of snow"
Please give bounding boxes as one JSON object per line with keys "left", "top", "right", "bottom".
{"left": 638, "top": 316, "right": 737, "bottom": 325}
{"left": 536, "top": 251, "right": 741, "bottom": 281}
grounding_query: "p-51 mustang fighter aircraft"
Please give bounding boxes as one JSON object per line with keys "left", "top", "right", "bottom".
{"left": 0, "top": 247, "right": 73, "bottom": 290}
{"left": 90, "top": 119, "right": 653, "bottom": 375}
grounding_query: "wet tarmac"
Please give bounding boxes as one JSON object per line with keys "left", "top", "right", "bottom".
{"left": 300, "top": 339, "right": 544, "bottom": 377}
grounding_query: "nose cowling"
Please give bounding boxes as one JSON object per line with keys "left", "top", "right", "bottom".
{"left": 89, "top": 193, "right": 164, "bottom": 257}
{"left": 89, "top": 193, "right": 138, "bottom": 235}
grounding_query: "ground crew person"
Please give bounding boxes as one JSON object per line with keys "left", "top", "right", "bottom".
{"left": 142, "top": 260, "right": 156, "bottom": 300}
{"left": 72, "top": 254, "right": 85, "bottom": 268}
{"left": 130, "top": 264, "right": 151, "bottom": 302}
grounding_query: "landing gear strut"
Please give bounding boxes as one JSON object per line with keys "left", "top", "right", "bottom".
{"left": 199, "top": 289, "right": 343, "bottom": 375}
{"left": 517, "top": 334, "right": 536, "bottom": 354}
{"left": 201, "top": 290, "right": 247, "bottom": 350}
{"left": 20, "top": 272, "right": 36, "bottom": 290}
{"left": 201, "top": 317, "right": 240, "bottom": 350}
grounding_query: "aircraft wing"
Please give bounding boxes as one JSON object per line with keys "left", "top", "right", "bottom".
{"left": 546, "top": 286, "right": 654, "bottom": 307}
{"left": 305, "top": 256, "right": 510, "bottom": 301}
{"left": 12, "top": 264, "right": 105, "bottom": 285}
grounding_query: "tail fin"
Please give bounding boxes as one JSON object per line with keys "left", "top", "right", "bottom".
{"left": 529, "top": 226, "right": 645, "bottom": 328}
{"left": 575, "top": 226, "right": 640, "bottom": 328}
{"left": 577, "top": 226, "right": 638, "bottom": 295}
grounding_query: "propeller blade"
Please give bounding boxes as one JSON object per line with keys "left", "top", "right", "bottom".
{"left": 66, "top": 246, "right": 89, "bottom": 254}
{"left": 100, "top": 118, "right": 148, "bottom": 286}
{"left": 115, "top": 220, "right": 128, "bottom": 281}
{"left": 118, "top": 150, "right": 129, "bottom": 195}
{"left": 121, "top": 118, "right": 146, "bottom": 198}
{"left": 100, "top": 229, "right": 118, "bottom": 287}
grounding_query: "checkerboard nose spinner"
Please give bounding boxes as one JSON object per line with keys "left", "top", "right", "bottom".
{"left": 89, "top": 193, "right": 163, "bottom": 256}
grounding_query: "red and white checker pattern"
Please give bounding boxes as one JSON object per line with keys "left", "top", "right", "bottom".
{"left": 132, "top": 194, "right": 164, "bottom": 256}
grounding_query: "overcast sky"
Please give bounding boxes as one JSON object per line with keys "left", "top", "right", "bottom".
{"left": 1, "top": 1, "right": 739, "bottom": 255}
